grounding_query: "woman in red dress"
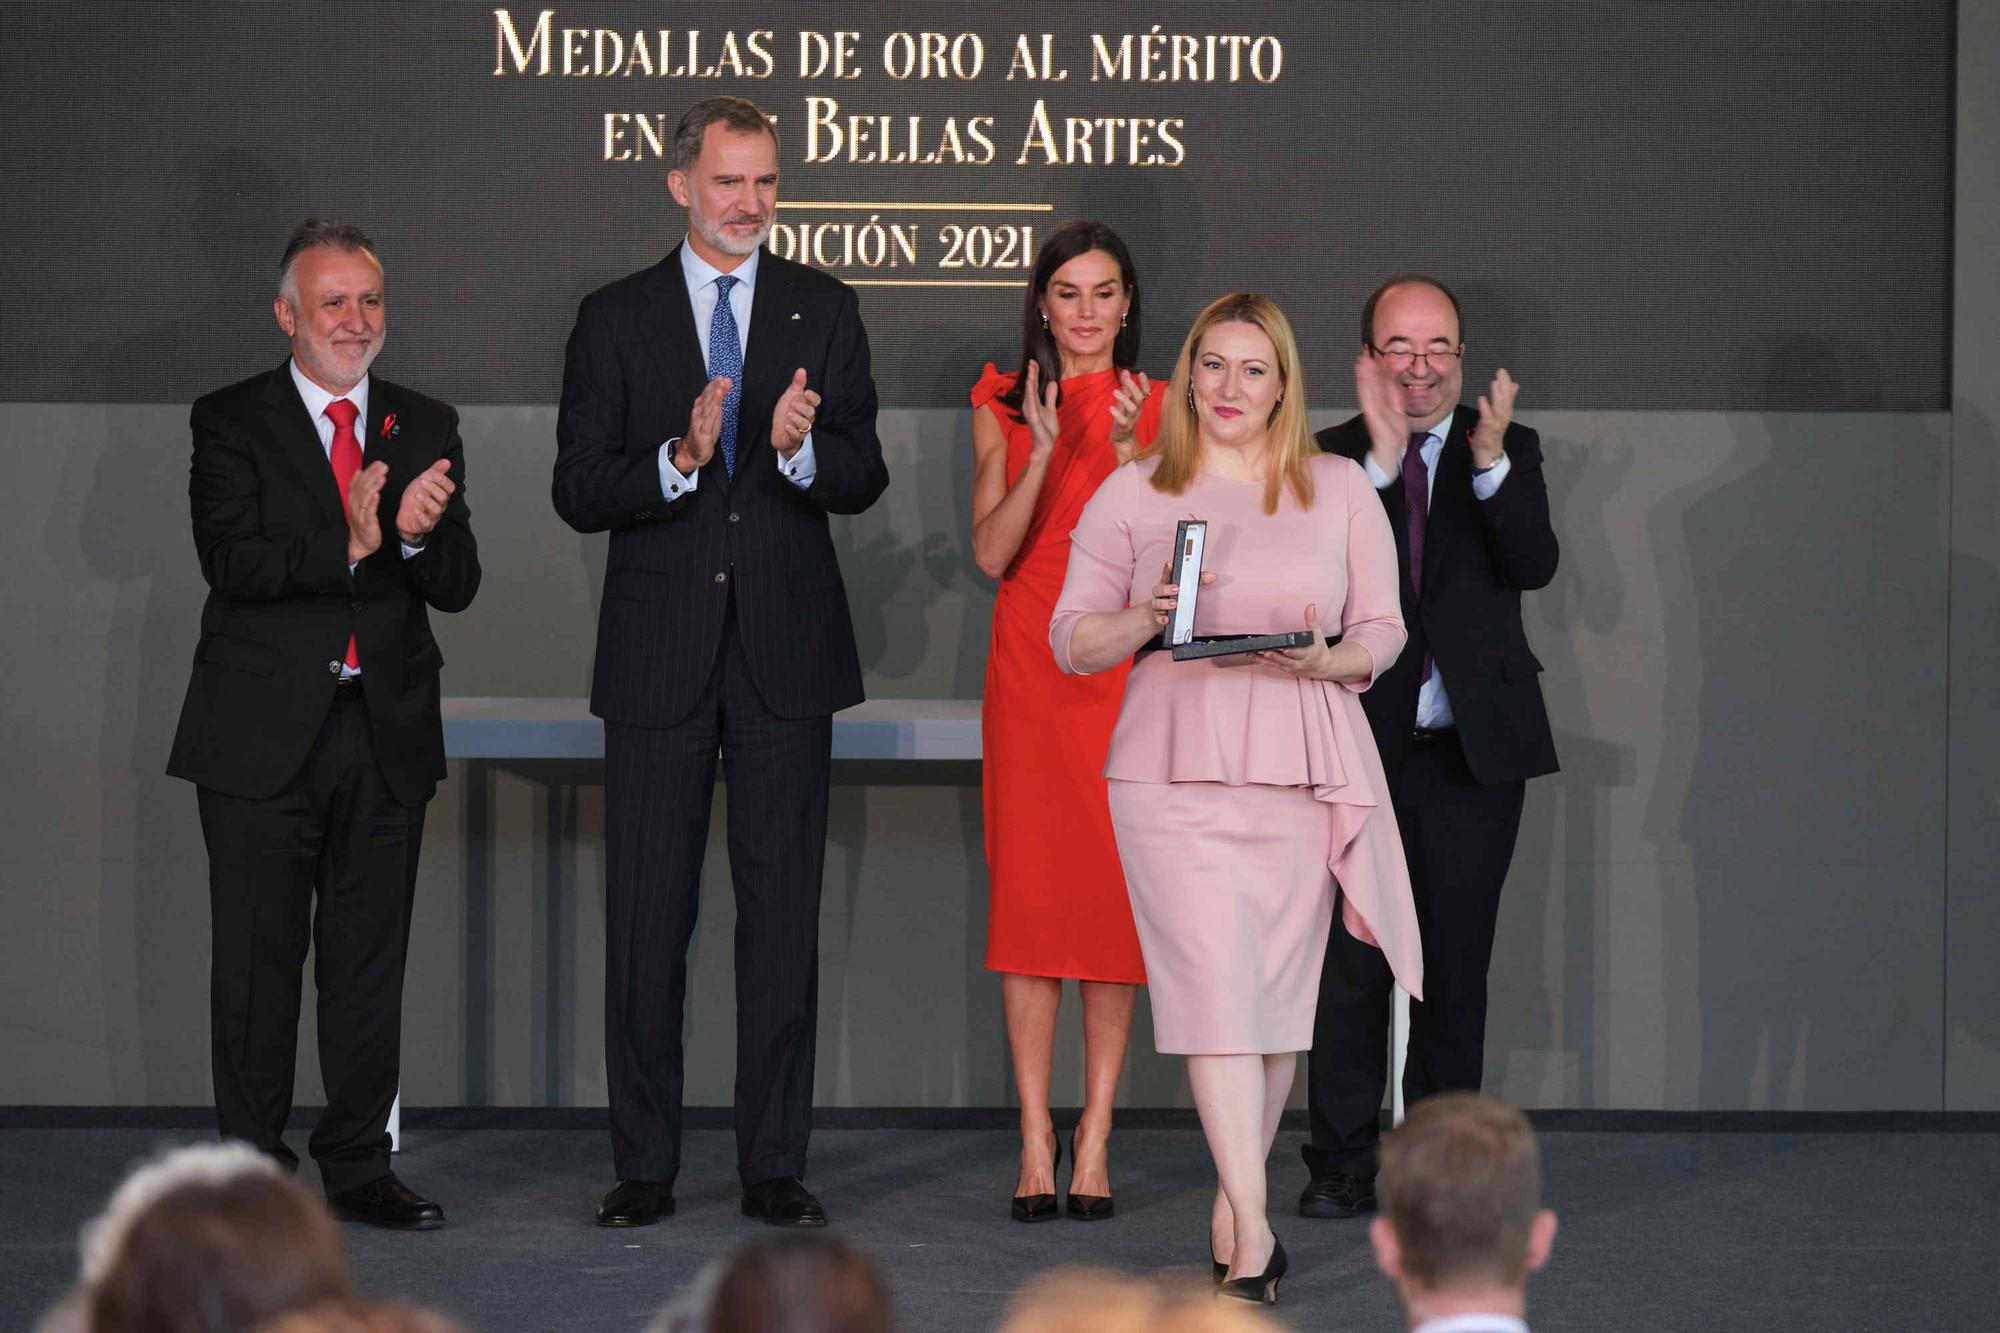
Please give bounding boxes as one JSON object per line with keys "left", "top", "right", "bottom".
{"left": 970, "top": 220, "right": 1162, "bottom": 1222}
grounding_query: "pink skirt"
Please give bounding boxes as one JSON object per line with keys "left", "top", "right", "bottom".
{"left": 1106, "top": 779, "right": 1337, "bottom": 1055}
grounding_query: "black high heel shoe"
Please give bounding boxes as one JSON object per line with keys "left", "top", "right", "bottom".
{"left": 1210, "top": 1246, "right": 1228, "bottom": 1286}
{"left": 1064, "top": 1128, "right": 1114, "bottom": 1220}
{"left": 1010, "top": 1132, "right": 1061, "bottom": 1223}
{"left": 1216, "top": 1234, "right": 1288, "bottom": 1305}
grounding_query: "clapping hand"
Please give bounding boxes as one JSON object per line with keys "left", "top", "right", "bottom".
{"left": 1469, "top": 368, "right": 1517, "bottom": 468}
{"left": 1354, "top": 349, "right": 1405, "bottom": 479}
{"left": 394, "top": 459, "right": 453, "bottom": 544}
{"left": 345, "top": 461, "right": 389, "bottom": 564}
{"left": 1108, "top": 369, "right": 1152, "bottom": 464}
{"left": 1021, "top": 360, "right": 1061, "bottom": 463}
{"left": 771, "top": 367, "right": 819, "bottom": 456}
{"left": 680, "top": 375, "right": 732, "bottom": 470}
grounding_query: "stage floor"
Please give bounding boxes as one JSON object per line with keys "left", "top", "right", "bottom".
{"left": 4, "top": 1110, "right": 1997, "bottom": 1331}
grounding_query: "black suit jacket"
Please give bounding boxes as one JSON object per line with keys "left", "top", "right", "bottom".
{"left": 1318, "top": 409, "right": 1559, "bottom": 785}
{"left": 553, "top": 245, "right": 888, "bottom": 727}
{"left": 167, "top": 364, "right": 481, "bottom": 807}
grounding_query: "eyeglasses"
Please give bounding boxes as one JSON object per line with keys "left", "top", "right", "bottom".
{"left": 1368, "top": 344, "right": 1463, "bottom": 370}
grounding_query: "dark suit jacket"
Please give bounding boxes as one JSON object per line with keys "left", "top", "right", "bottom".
{"left": 1318, "top": 408, "right": 1559, "bottom": 786}
{"left": 553, "top": 245, "right": 888, "bottom": 727}
{"left": 167, "top": 364, "right": 481, "bottom": 807}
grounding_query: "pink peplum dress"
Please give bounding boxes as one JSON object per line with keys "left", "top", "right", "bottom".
{"left": 1050, "top": 453, "right": 1423, "bottom": 1055}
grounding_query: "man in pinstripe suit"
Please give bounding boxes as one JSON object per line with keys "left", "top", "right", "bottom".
{"left": 554, "top": 96, "right": 889, "bottom": 1228}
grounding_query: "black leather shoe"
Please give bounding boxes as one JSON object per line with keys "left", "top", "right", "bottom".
{"left": 742, "top": 1176, "right": 827, "bottom": 1227}
{"left": 1216, "top": 1235, "right": 1288, "bottom": 1305}
{"left": 1298, "top": 1170, "right": 1376, "bottom": 1218}
{"left": 597, "top": 1179, "right": 675, "bottom": 1227}
{"left": 1011, "top": 1132, "right": 1060, "bottom": 1223}
{"left": 1064, "top": 1129, "right": 1113, "bottom": 1220}
{"left": 327, "top": 1173, "right": 444, "bottom": 1231}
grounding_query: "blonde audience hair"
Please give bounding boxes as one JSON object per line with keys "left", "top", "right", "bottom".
{"left": 74, "top": 1141, "right": 351, "bottom": 1332}
{"left": 996, "top": 1269, "right": 1280, "bottom": 1333}
{"left": 1148, "top": 292, "right": 1317, "bottom": 516}
{"left": 258, "top": 1300, "right": 465, "bottom": 1333}
{"left": 1378, "top": 1092, "right": 1543, "bottom": 1290}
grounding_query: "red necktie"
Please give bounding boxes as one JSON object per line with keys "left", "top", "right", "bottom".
{"left": 1401, "top": 433, "right": 1432, "bottom": 684}
{"left": 325, "top": 398, "right": 363, "bottom": 670}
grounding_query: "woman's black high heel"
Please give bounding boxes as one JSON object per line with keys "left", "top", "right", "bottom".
{"left": 1216, "top": 1234, "right": 1288, "bottom": 1305}
{"left": 1210, "top": 1246, "right": 1228, "bottom": 1286}
{"left": 1010, "top": 1132, "right": 1062, "bottom": 1222}
{"left": 1064, "top": 1128, "right": 1114, "bottom": 1220}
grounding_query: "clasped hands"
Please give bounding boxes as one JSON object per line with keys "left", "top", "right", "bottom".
{"left": 675, "top": 368, "right": 820, "bottom": 472}
{"left": 1020, "top": 362, "right": 1153, "bottom": 467}
{"left": 345, "top": 459, "right": 454, "bottom": 564}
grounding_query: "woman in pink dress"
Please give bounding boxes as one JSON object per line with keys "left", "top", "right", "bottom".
{"left": 1050, "top": 293, "right": 1422, "bottom": 1305}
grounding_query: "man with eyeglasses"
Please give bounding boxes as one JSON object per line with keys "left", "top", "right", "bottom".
{"left": 1298, "top": 274, "right": 1560, "bottom": 1221}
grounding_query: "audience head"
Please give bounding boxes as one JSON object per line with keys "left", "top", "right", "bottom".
{"left": 1004, "top": 219, "right": 1143, "bottom": 417}
{"left": 1370, "top": 1093, "right": 1557, "bottom": 1322}
{"left": 997, "top": 1269, "right": 1279, "bottom": 1333}
{"left": 1151, "top": 292, "right": 1315, "bottom": 514}
{"left": 77, "top": 1141, "right": 351, "bottom": 1333}
{"left": 274, "top": 218, "right": 385, "bottom": 395}
{"left": 669, "top": 96, "right": 780, "bottom": 265}
{"left": 258, "top": 1300, "right": 464, "bottom": 1333}
{"left": 665, "top": 1233, "right": 893, "bottom": 1333}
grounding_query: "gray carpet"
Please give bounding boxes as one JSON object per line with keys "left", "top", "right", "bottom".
{"left": 5, "top": 1112, "right": 1997, "bottom": 1331}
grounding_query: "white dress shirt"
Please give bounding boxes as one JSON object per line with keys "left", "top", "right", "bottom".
{"left": 1361, "top": 410, "right": 1510, "bottom": 730}
{"left": 659, "top": 239, "right": 818, "bottom": 496}
{"left": 288, "top": 361, "right": 420, "bottom": 677}
{"left": 1412, "top": 1314, "right": 1529, "bottom": 1333}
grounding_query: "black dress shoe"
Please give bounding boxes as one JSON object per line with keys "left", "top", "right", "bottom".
{"left": 742, "top": 1176, "right": 827, "bottom": 1227}
{"left": 597, "top": 1179, "right": 675, "bottom": 1227}
{"left": 1063, "top": 1129, "right": 1113, "bottom": 1220}
{"left": 1298, "top": 1169, "right": 1377, "bottom": 1218}
{"left": 1216, "top": 1235, "right": 1288, "bottom": 1305}
{"left": 1010, "top": 1132, "right": 1060, "bottom": 1223}
{"left": 327, "top": 1173, "right": 444, "bottom": 1231}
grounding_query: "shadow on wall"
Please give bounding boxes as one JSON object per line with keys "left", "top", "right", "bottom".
{"left": 1501, "top": 416, "right": 1636, "bottom": 1107}
{"left": 1652, "top": 341, "right": 1948, "bottom": 1109}
{"left": 52, "top": 150, "right": 316, "bottom": 1101}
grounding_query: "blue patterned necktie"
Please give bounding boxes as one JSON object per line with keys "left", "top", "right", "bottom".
{"left": 708, "top": 274, "right": 743, "bottom": 477}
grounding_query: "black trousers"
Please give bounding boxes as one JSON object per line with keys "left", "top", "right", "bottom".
{"left": 1304, "top": 728, "right": 1525, "bottom": 1180}
{"left": 197, "top": 684, "right": 425, "bottom": 1193}
{"left": 603, "top": 607, "right": 832, "bottom": 1188}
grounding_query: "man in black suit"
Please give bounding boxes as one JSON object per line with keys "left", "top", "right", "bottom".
{"left": 554, "top": 96, "right": 888, "bottom": 1229}
{"left": 168, "top": 218, "right": 480, "bottom": 1229}
{"left": 1300, "top": 275, "right": 1559, "bottom": 1219}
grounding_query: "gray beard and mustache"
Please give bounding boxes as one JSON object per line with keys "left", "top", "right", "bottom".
{"left": 691, "top": 200, "right": 771, "bottom": 257}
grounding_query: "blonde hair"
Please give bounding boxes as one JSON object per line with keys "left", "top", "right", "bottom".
{"left": 997, "top": 1269, "right": 1279, "bottom": 1333}
{"left": 1149, "top": 292, "right": 1316, "bottom": 516}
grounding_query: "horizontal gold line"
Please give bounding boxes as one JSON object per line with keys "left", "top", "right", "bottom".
{"left": 776, "top": 201, "right": 1054, "bottom": 212}
{"left": 847, "top": 279, "right": 1029, "bottom": 288}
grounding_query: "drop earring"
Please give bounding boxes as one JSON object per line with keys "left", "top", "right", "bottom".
{"left": 1120, "top": 312, "right": 1128, "bottom": 329}
{"left": 1041, "top": 313, "right": 1050, "bottom": 330}
{"left": 1186, "top": 386, "right": 1196, "bottom": 413}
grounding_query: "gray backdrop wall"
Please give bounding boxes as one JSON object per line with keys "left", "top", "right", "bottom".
{"left": 2, "top": 7, "right": 1994, "bottom": 1112}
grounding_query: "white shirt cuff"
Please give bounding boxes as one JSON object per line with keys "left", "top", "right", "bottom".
{"left": 399, "top": 542, "right": 424, "bottom": 559}
{"left": 1471, "top": 451, "right": 1511, "bottom": 500}
{"left": 1365, "top": 452, "right": 1397, "bottom": 490}
{"left": 779, "top": 433, "right": 817, "bottom": 488}
{"left": 658, "top": 440, "right": 700, "bottom": 497}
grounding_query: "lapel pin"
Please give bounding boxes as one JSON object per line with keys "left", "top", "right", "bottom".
{"left": 380, "top": 413, "right": 399, "bottom": 440}
{"left": 790, "top": 312, "right": 801, "bottom": 320}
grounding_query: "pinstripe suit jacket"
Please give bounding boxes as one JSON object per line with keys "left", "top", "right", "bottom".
{"left": 553, "top": 245, "right": 888, "bottom": 727}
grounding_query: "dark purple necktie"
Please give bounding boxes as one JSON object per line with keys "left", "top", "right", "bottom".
{"left": 1402, "top": 432, "right": 1433, "bottom": 683}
